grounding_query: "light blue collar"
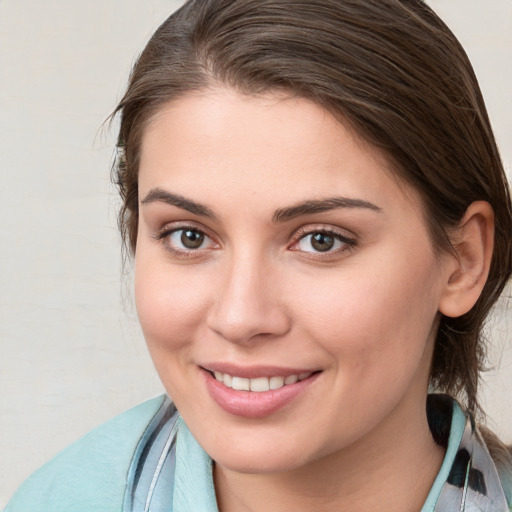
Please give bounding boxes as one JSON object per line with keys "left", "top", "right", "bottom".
{"left": 124, "top": 395, "right": 510, "bottom": 511}
{"left": 173, "top": 417, "right": 219, "bottom": 512}
{"left": 424, "top": 396, "right": 509, "bottom": 511}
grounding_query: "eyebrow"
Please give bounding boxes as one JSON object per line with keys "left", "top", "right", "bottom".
{"left": 141, "top": 188, "right": 216, "bottom": 218}
{"left": 272, "top": 197, "right": 382, "bottom": 222}
{"left": 140, "top": 187, "right": 381, "bottom": 222}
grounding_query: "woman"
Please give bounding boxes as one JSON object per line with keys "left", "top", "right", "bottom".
{"left": 5, "top": 0, "right": 512, "bottom": 510}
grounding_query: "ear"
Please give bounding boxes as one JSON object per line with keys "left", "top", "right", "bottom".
{"left": 439, "top": 201, "right": 494, "bottom": 318}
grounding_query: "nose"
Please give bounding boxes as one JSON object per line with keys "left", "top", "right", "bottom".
{"left": 206, "top": 255, "right": 291, "bottom": 345}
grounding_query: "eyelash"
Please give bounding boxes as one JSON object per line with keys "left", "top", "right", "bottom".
{"left": 154, "top": 224, "right": 218, "bottom": 259}
{"left": 154, "top": 224, "right": 357, "bottom": 260}
{"left": 289, "top": 226, "right": 357, "bottom": 259}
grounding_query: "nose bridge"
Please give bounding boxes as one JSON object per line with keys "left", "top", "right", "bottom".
{"left": 207, "top": 247, "right": 289, "bottom": 344}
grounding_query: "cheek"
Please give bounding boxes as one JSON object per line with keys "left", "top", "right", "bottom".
{"left": 134, "top": 254, "right": 210, "bottom": 351}
{"left": 293, "top": 249, "right": 442, "bottom": 376}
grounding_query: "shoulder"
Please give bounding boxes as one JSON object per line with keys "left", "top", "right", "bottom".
{"left": 4, "top": 395, "right": 168, "bottom": 512}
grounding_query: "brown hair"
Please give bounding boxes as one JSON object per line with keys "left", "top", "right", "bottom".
{"left": 113, "top": 0, "right": 512, "bottom": 422}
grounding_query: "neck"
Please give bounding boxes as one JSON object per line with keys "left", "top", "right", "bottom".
{"left": 214, "top": 394, "right": 445, "bottom": 512}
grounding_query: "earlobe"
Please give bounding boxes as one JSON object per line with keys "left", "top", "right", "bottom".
{"left": 439, "top": 201, "right": 494, "bottom": 318}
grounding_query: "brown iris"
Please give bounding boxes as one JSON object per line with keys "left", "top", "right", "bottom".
{"left": 181, "top": 229, "right": 204, "bottom": 249}
{"left": 310, "top": 232, "right": 335, "bottom": 252}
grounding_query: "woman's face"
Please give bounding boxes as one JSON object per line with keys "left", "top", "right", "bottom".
{"left": 135, "top": 87, "right": 453, "bottom": 473}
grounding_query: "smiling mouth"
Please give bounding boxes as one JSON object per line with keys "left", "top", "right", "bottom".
{"left": 202, "top": 367, "right": 322, "bottom": 417}
{"left": 207, "top": 370, "right": 318, "bottom": 392}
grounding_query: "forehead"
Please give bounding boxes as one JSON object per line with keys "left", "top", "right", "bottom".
{"left": 138, "top": 87, "right": 421, "bottom": 219}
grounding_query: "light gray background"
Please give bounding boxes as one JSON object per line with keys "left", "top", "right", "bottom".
{"left": 1, "top": 0, "right": 511, "bottom": 506}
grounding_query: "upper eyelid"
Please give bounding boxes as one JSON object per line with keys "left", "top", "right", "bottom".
{"left": 154, "top": 221, "right": 216, "bottom": 241}
{"left": 291, "top": 224, "right": 356, "bottom": 241}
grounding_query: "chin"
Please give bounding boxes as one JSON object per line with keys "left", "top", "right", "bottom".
{"left": 213, "top": 446, "right": 309, "bottom": 475}
{"left": 199, "top": 425, "right": 322, "bottom": 475}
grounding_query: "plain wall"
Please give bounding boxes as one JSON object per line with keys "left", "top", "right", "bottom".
{"left": 1, "top": 0, "right": 511, "bottom": 506}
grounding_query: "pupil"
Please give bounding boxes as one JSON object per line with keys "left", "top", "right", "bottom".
{"left": 311, "top": 233, "right": 334, "bottom": 252}
{"left": 181, "top": 230, "right": 204, "bottom": 249}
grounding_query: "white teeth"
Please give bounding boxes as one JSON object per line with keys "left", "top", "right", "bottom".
{"left": 231, "top": 377, "right": 250, "bottom": 391}
{"left": 269, "top": 376, "right": 285, "bottom": 390}
{"left": 212, "top": 371, "right": 314, "bottom": 391}
{"left": 250, "top": 377, "right": 270, "bottom": 392}
{"left": 284, "top": 374, "right": 298, "bottom": 385}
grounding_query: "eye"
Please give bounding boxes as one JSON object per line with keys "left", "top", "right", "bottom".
{"left": 291, "top": 228, "right": 356, "bottom": 256}
{"left": 299, "top": 232, "right": 340, "bottom": 252}
{"left": 170, "top": 228, "right": 208, "bottom": 250}
{"left": 155, "top": 225, "right": 217, "bottom": 256}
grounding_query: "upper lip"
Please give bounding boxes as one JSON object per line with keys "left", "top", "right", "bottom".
{"left": 200, "top": 363, "right": 320, "bottom": 379}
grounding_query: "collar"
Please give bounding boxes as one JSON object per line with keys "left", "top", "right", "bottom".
{"left": 124, "top": 394, "right": 509, "bottom": 511}
{"left": 424, "top": 394, "right": 509, "bottom": 511}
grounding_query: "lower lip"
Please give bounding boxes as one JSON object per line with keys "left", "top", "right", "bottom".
{"left": 202, "top": 370, "right": 320, "bottom": 419}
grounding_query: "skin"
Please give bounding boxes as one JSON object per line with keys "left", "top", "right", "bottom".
{"left": 134, "top": 87, "right": 491, "bottom": 511}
